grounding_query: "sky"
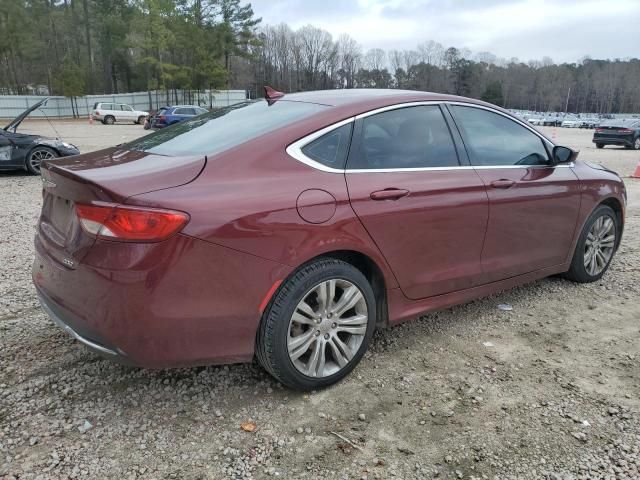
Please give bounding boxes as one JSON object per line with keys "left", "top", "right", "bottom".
{"left": 249, "top": 0, "right": 639, "bottom": 64}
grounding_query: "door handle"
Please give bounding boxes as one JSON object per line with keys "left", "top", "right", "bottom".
{"left": 490, "top": 179, "right": 516, "bottom": 189}
{"left": 370, "top": 188, "right": 410, "bottom": 201}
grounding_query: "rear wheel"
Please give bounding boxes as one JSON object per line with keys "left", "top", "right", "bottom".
{"left": 26, "top": 146, "right": 57, "bottom": 175}
{"left": 137, "top": 115, "right": 145, "bottom": 125}
{"left": 596, "top": 143, "right": 604, "bottom": 149}
{"left": 104, "top": 115, "right": 115, "bottom": 125}
{"left": 633, "top": 138, "right": 640, "bottom": 150}
{"left": 256, "top": 258, "right": 376, "bottom": 390}
{"left": 563, "top": 205, "right": 618, "bottom": 283}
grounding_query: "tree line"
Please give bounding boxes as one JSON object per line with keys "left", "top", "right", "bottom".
{"left": 1, "top": 1, "right": 638, "bottom": 114}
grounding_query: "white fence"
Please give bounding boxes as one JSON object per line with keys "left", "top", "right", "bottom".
{"left": 0, "top": 90, "right": 249, "bottom": 119}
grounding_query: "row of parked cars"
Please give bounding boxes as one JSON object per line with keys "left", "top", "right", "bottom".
{"left": 91, "top": 102, "right": 208, "bottom": 129}
{"left": 524, "top": 115, "right": 602, "bottom": 129}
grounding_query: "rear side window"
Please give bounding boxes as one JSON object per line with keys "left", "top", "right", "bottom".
{"left": 451, "top": 106, "right": 549, "bottom": 166}
{"left": 349, "top": 105, "right": 459, "bottom": 169}
{"left": 93, "top": 102, "right": 99, "bottom": 109}
{"left": 301, "top": 123, "right": 353, "bottom": 169}
{"left": 127, "top": 101, "right": 327, "bottom": 157}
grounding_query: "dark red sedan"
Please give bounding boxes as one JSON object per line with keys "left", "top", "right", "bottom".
{"left": 33, "top": 89, "right": 626, "bottom": 390}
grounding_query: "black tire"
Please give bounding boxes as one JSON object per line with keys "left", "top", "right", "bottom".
{"left": 137, "top": 115, "right": 145, "bottom": 125}
{"left": 562, "top": 205, "right": 618, "bottom": 283}
{"left": 25, "top": 146, "right": 57, "bottom": 175}
{"left": 596, "top": 143, "right": 604, "bottom": 149}
{"left": 104, "top": 115, "right": 115, "bottom": 125}
{"left": 632, "top": 138, "right": 640, "bottom": 150}
{"left": 256, "top": 258, "right": 376, "bottom": 391}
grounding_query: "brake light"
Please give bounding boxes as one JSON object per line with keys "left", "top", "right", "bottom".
{"left": 618, "top": 128, "right": 633, "bottom": 134}
{"left": 158, "top": 115, "right": 166, "bottom": 121}
{"left": 76, "top": 203, "right": 189, "bottom": 242}
{"left": 595, "top": 128, "right": 604, "bottom": 133}
{"left": 95, "top": 111, "right": 100, "bottom": 116}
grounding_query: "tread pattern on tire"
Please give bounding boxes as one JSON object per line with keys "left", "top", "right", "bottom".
{"left": 562, "top": 204, "right": 617, "bottom": 283}
{"left": 255, "top": 257, "right": 374, "bottom": 390}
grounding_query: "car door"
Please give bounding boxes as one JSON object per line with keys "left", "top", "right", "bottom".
{"left": 119, "top": 104, "right": 135, "bottom": 122}
{"left": 345, "top": 104, "right": 489, "bottom": 300}
{"left": 448, "top": 104, "right": 582, "bottom": 282}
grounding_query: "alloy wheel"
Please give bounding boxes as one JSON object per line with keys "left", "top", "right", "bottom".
{"left": 634, "top": 138, "right": 640, "bottom": 150}
{"left": 583, "top": 215, "right": 616, "bottom": 276}
{"left": 287, "top": 279, "right": 368, "bottom": 378}
{"left": 29, "top": 148, "right": 55, "bottom": 173}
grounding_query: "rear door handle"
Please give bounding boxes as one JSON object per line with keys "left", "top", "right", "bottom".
{"left": 490, "top": 179, "right": 516, "bottom": 189}
{"left": 370, "top": 188, "right": 410, "bottom": 201}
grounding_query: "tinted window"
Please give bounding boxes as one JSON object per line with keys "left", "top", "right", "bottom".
{"left": 451, "top": 106, "right": 549, "bottom": 166}
{"left": 93, "top": 102, "right": 99, "bottom": 109}
{"left": 350, "top": 106, "right": 459, "bottom": 169}
{"left": 301, "top": 123, "right": 353, "bottom": 169}
{"left": 195, "top": 107, "right": 208, "bottom": 115}
{"left": 127, "top": 101, "right": 327, "bottom": 157}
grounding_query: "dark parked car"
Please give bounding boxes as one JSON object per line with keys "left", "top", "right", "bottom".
{"left": 593, "top": 120, "right": 640, "bottom": 149}
{"left": 34, "top": 89, "right": 626, "bottom": 390}
{"left": 0, "top": 98, "right": 79, "bottom": 174}
{"left": 150, "top": 105, "right": 208, "bottom": 128}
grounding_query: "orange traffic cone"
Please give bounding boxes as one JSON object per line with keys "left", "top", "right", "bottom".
{"left": 88, "top": 114, "right": 94, "bottom": 125}
{"left": 632, "top": 162, "right": 640, "bottom": 179}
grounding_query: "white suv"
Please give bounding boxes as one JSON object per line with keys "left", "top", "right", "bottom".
{"left": 92, "top": 103, "right": 149, "bottom": 125}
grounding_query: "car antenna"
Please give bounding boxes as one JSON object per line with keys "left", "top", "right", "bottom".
{"left": 264, "top": 86, "right": 284, "bottom": 105}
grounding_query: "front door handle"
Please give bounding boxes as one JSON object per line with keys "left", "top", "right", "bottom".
{"left": 490, "top": 179, "right": 516, "bottom": 189}
{"left": 370, "top": 188, "right": 410, "bottom": 201}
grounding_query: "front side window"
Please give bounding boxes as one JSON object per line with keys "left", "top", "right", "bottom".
{"left": 349, "top": 105, "right": 459, "bottom": 169}
{"left": 301, "top": 123, "right": 353, "bottom": 169}
{"left": 450, "top": 106, "right": 549, "bottom": 166}
{"left": 126, "top": 100, "right": 328, "bottom": 157}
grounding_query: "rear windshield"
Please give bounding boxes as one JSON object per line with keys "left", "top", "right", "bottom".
{"left": 127, "top": 100, "right": 327, "bottom": 156}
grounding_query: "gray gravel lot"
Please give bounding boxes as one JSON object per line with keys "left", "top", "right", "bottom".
{"left": 1, "top": 122, "right": 639, "bottom": 480}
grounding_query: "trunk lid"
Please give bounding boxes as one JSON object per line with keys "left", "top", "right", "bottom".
{"left": 37, "top": 148, "right": 205, "bottom": 268}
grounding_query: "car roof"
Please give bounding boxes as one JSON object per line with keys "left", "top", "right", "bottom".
{"left": 168, "top": 105, "right": 203, "bottom": 109}
{"left": 281, "top": 89, "right": 481, "bottom": 109}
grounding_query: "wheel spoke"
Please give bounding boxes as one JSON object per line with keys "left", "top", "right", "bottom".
{"left": 306, "top": 340, "right": 325, "bottom": 377}
{"left": 288, "top": 330, "right": 316, "bottom": 360}
{"left": 332, "top": 286, "right": 363, "bottom": 317}
{"left": 291, "top": 312, "right": 316, "bottom": 326}
{"left": 296, "top": 300, "right": 317, "bottom": 319}
{"left": 600, "top": 234, "right": 615, "bottom": 248}
{"left": 329, "top": 335, "right": 354, "bottom": 368}
{"left": 335, "top": 313, "right": 368, "bottom": 335}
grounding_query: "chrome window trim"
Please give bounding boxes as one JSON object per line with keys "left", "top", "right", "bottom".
{"left": 285, "top": 116, "right": 355, "bottom": 173}
{"left": 286, "top": 100, "right": 563, "bottom": 173}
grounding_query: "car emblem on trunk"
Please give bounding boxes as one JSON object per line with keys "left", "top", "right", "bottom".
{"left": 41, "top": 178, "right": 56, "bottom": 188}
{"left": 62, "top": 258, "right": 75, "bottom": 268}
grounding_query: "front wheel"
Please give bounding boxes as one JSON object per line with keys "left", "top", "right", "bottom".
{"left": 256, "top": 258, "right": 376, "bottom": 390}
{"left": 563, "top": 205, "right": 618, "bottom": 283}
{"left": 26, "top": 146, "right": 57, "bottom": 175}
{"left": 633, "top": 138, "right": 640, "bottom": 150}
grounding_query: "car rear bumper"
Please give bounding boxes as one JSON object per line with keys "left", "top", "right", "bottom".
{"left": 37, "top": 288, "right": 129, "bottom": 361}
{"left": 592, "top": 136, "right": 634, "bottom": 147}
{"left": 33, "top": 231, "right": 291, "bottom": 368}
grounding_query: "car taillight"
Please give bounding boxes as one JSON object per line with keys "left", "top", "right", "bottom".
{"left": 158, "top": 115, "right": 166, "bottom": 121}
{"left": 618, "top": 128, "right": 633, "bottom": 134}
{"left": 76, "top": 203, "right": 189, "bottom": 242}
{"left": 595, "top": 128, "right": 604, "bottom": 133}
{"left": 95, "top": 111, "right": 100, "bottom": 116}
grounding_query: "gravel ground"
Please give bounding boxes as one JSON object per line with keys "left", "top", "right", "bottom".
{"left": 1, "top": 122, "right": 639, "bottom": 480}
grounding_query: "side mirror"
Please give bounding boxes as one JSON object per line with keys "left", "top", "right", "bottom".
{"left": 552, "top": 145, "right": 577, "bottom": 165}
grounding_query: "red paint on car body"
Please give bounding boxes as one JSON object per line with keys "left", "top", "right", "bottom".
{"left": 33, "top": 89, "right": 626, "bottom": 368}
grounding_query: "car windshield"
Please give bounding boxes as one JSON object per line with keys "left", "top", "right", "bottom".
{"left": 127, "top": 100, "right": 328, "bottom": 157}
